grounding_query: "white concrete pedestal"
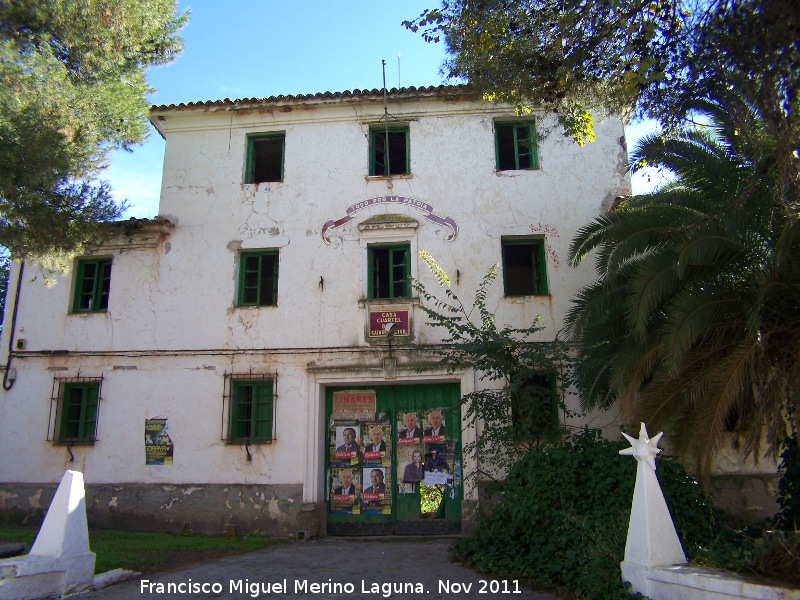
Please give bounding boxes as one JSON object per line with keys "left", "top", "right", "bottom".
{"left": 0, "top": 470, "right": 96, "bottom": 599}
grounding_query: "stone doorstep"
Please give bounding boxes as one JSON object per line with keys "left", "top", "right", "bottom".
{"left": 0, "top": 542, "right": 24, "bottom": 560}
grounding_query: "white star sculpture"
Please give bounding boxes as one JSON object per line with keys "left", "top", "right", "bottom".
{"left": 619, "top": 422, "right": 663, "bottom": 471}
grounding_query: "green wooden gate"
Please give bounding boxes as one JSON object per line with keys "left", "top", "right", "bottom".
{"left": 325, "top": 383, "right": 462, "bottom": 536}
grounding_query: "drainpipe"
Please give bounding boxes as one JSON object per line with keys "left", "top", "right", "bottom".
{"left": 3, "top": 260, "right": 24, "bottom": 391}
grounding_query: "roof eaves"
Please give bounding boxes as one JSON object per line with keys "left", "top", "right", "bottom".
{"left": 149, "top": 84, "right": 476, "bottom": 113}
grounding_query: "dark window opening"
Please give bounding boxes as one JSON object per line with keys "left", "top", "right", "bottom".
{"left": 370, "top": 127, "right": 409, "bottom": 176}
{"left": 496, "top": 122, "right": 538, "bottom": 171}
{"left": 502, "top": 239, "right": 548, "bottom": 296}
{"left": 369, "top": 245, "right": 410, "bottom": 299}
{"left": 246, "top": 135, "right": 284, "bottom": 183}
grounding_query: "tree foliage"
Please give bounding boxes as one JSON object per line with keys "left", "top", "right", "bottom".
{"left": 565, "top": 86, "right": 800, "bottom": 485}
{"left": 0, "top": 0, "right": 186, "bottom": 258}
{"left": 412, "top": 251, "right": 575, "bottom": 479}
{"left": 403, "top": 0, "right": 799, "bottom": 173}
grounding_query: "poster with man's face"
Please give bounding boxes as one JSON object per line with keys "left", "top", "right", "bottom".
{"left": 329, "top": 467, "right": 360, "bottom": 513}
{"left": 360, "top": 466, "right": 391, "bottom": 514}
{"left": 361, "top": 420, "right": 391, "bottom": 466}
{"left": 329, "top": 420, "right": 360, "bottom": 466}
{"left": 397, "top": 411, "right": 422, "bottom": 445}
{"left": 423, "top": 409, "right": 446, "bottom": 443}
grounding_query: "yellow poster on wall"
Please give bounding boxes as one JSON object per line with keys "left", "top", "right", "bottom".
{"left": 145, "top": 418, "right": 173, "bottom": 466}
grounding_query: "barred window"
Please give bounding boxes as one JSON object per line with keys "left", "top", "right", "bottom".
{"left": 49, "top": 376, "right": 103, "bottom": 444}
{"left": 223, "top": 374, "right": 277, "bottom": 444}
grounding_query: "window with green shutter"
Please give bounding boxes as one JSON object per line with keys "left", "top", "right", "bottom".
{"left": 59, "top": 382, "right": 100, "bottom": 444}
{"left": 229, "top": 380, "right": 274, "bottom": 443}
{"left": 495, "top": 121, "right": 539, "bottom": 171}
{"left": 501, "top": 238, "right": 548, "bottom": 296}
{"left": 368, "top": 244, "right": 411, "bottom": 299}
{"left": 369, "top": 126, "right": 410, "bottom": 176}
{"left": 73, "top": 258, "right": 112, "bottom": 312}
{"left": 238, "top": 250, "right": 279, "bottom": 306}
{"left": 245, "top": 133, "right": 285, "bottom": 183}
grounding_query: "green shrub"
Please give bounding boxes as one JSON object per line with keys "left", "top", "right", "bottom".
{"left": 452, "top": 427, "right": 726, "bottom": 599}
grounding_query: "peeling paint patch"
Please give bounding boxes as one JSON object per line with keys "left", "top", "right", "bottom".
{"left": 182, "top": 487, "right": 204, "bottom": 496}
{"left": 161, "top": 497, "right": 180, "bottom": 510}
{"left": 28, "top": 489, "right": 42, "bottom": 509}
{"left": 267, "top": 498, "right": 282, "bottom": 520}
{"left": 0, "top": 491, "right": 18, "bottom": 510}
{"left": 109, "top": 496, "right": 118, "bottom": 509}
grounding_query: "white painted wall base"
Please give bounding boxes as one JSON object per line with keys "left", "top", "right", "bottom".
{"left": 622, "top": 562, "right": 800, "bottom": 600}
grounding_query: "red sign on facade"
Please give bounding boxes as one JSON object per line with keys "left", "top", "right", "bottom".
{"left": 368, "top": 310, "right": 410, "bottom": 337}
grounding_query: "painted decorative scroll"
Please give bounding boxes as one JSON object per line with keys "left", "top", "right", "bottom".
{"left": 322, "top": 196, "right": 458, "bottom": 244}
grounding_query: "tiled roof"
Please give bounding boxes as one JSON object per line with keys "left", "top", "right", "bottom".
{"left": 150, "top": 84, "right": 475, "bottom": 112}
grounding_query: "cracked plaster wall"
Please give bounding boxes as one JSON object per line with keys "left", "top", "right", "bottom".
{"left": 2, "top": 98, "right": 631, "bottom": 357}
{"left": 1, "top": 94, "right": 639, "bottom": 524}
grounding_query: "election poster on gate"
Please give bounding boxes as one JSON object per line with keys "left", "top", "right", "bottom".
{"left": 360, "top": 465, "right": 392, "bottom": 515}
{"left": 361, "top": 420, "right": 391, "bottom": 467}
{"left": 330, "top": 420, "right": 361, "bottom": 466}
{"left": 329, "top": 466, "right": 361, "bottom": 514}
{"left": 145, "top": 418, "right": 174, "bottom": 465}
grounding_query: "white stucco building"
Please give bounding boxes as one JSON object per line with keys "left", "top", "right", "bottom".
{"left": 0, "top": 85, "right": 633, "bottom": 536}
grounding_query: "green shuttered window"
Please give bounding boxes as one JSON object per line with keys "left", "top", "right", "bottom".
{"left": 230, "top": 380, "right": 274, "bottom": 443}
{"left": 245, "top": 134, "right": 285, "bottom": 183}
{"left": 73, "top": 258, "right": 112, "bottom": 312}
{"left": 238, "top": 250, "right": 279, "bottom": 306}
{"left": 369, "top": 126, "right": 410, "bottom": 176}
{"left": 59, "top": 382, "right": 100, "bottom": 443}
{"left": 501, "top": 238, "right": 548, "bottom": 296}
{"left": 495, "top": 121, "right": 539, "bottom": 171}
{"left": 369, "top": 244, "right": 411, "bottom": 299}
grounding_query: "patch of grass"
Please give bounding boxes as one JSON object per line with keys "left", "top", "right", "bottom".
{"left": 0, "top": 526, "right": 286, "bottom": 575}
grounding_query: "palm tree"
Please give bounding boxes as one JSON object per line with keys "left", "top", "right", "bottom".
{"left": 565, "top": 86, "right": 800, "bottom": 485}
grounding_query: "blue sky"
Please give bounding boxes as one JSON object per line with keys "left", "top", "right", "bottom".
{"left": 107, "top": 1, "right": 656, "bottom": 218}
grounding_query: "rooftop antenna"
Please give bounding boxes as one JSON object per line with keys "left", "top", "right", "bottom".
{"left": 397, "top": 52, "right": 402, "bottom": 89}
{"left": 381, "top": 59, "right": 392, "bottom": 179}
{"left": 382, "top": 59, "right": 389, "bottom": 118}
